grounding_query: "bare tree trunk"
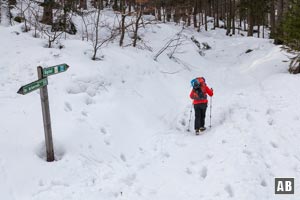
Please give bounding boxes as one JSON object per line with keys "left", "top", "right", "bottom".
{"left": 226, "top": 0, "right": 231, "bottom": 35}
{"left": 0, "top": 0, "right": 2, "bottom": 24}
{"left": 162, "top": 6, "right": 166, "bottom": 23}
{"left": 270, "top": 0, "right": 276, "bottom": 38}
{"left": 120, "top": 0, "right": 123, "bottom": 12}
{"left": 79, "top": 0, "right": 87, "bottom": 9}
{"left": 119, "top": 0, "right": 126, "bottom": 46}
{"left": 193, "top": 0, "right": 198, "bottom": 28}
{"left": 156, "top": 0, "right": 161, "bottom": 21}
{"left": 174, "top": 6, "right": 180, "bottom": 24}
{"left": 247, "top": 12, "right": 254, "bottom": 36}
{"left": 92, "top": 5, "right": 101, "bottom": 60}
{"left": 243, "top": 16, "right": 246, "bottom": 31}
{"left": 41, "top": 0, "right": 53, "bottom": 25}
{"left": 204, "top": 0, "right": 208, "bottom": 31}
{"left": 216, "top": 0, "right": 219, "bottom": 27}
{"left": 166, "top": 6, "right": 171, "bottom": 22}
{"left": 262, "top": 16, "right": 265, "bottom": 38}
{"left": 212, "top": 0, "right": 216, "bottom": 28}
{"left": 208, "top": 0, "right": 212, "bottom": 16}
{"left": 128, "top": 0, "right": 132, "bottom": 13}
{"left": 232, "top": 0, "right": 235, "bottom": 35}
{"left": 133, "top": 7, "right": 142, "bottom": 47}
{"left": 187, "top": 7, "right": 192, "bottom": 26}
{"left": 224, "top": 0, "right": 227, "bottom": 29}
{"left": 113, "top": 0, "right": 119, "bottom": 11}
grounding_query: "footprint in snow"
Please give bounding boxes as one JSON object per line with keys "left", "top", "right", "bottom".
{"left": 100, "top": 127, "right": 107, "bottom": 135}
{"left": 264, "top": 162, "right": 271, "bottom": 169}
{"left": 266, "top": 108, "right": 275, "bottom": 115}
{"left": 206, "top": 154, "right": 214, "bottom": 160}
{"left": 64, "top": 102, "right": 72, "bottom": 112}
{"left": 224, "top": 184, "right": 234, "bottom": 197}
{"left": 104, "top": 139, "right": 110, "bottom": 146}
{"left": 185, "top": 168, "right": 193, "bottom": 175}
{"left": 120, "top": 154, "right": 126, "bottom": 162}
{"left": 246, "top": 113, "right": 254, "bottom": 122}
{"left": 81, "top": 111, "right": 88, "bottom": 117}
{"left": 162, "top": 152, "right": 170, "bottom": 158}
{"left": 270, "top": 141, "right": 278, "bottom": 148}
{"left": 200, "top": 166, "right": 208, "bottom": 179}
{"left": 180, "top": 118, "right": 186, "bottom": 126}
{"left": 267, "top": 118, "right": 274, "bottom": 126}
{"left": 242, "top": 149, "right": 252, "bottom": 157}
{"left": 260, "top": 179, "right": 267, "bottom": 187}
{"left": 85, "top": 97, "right": 95, "bottom": 105}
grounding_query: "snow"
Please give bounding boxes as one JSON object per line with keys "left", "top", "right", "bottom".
{"left": 0, "top": 15, "right": 300, "bottom": 200}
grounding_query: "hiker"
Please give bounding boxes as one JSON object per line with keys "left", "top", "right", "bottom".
{"left": 189, "top": 77, "right": 213, "bottom": 134}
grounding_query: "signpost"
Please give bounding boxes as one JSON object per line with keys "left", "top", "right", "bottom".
{"left": 17, "top": 64, "right": 69, "bottom": 162}
{"left": 43, "top": 63, "right": 69, "bottom": 77}
{"left": 17, "top": 78, "right": 48, "bottom": 95}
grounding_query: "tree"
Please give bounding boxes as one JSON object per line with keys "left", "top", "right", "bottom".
{"left": 281, "top": 0, "right": 300, "bottom": 50}
{"left": 0, "top": 0, "right": 2, "bottom": 24}
{"left": 79, "top": 0, "right": 87, "bottom": 10}
{"left": 132, "top": 5, "right": 143, "bottom": 47}
{"left": 270, "top": 0, "right": 276, "bottom": 38}
{"left": 119, "top": 0, "right": 126, "bottom": 46}
{"left": 0, "top": 0, "right": 12, "bottom": 25}
{"left": 89, "top": 1, "right": 117, "bottom": 60}
{"left": 41, "top": 0, "right": 54, "bottom": 25}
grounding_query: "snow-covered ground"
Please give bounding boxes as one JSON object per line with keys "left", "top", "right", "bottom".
{"left": 0, "top": 16, "right": 300, "bottom": 200}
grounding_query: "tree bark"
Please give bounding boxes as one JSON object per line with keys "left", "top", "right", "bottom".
{"left": 92, "top": 4, "right": 101, "bottom": 60}
{"left": 232, "top": 0, "right": 235, "bottom": 35}
{"left": 270, "top": 0, "right": 276, "bottom": 38}
{"left": 247, "top": 12, "right": 254, "bottom": 36}
{"left": 79, "top": 0, "right": 87, "bottom": 10}
{"left": 216, "top": 0, "right": 219, "bottom": 27}
{"left": 119, "top": 0, "right": 126, "bottom": 46}
{"left": 193, "top": 0, "right": 198, "bottom": 28}
{"left": 41, "top": 0, "right": 53, "bottom": 25}
{"left": 226, "top": 0, "right": 231, "bottom": 35}
{"left": 204, "top": 0, "right": 208, "bottom": 31}
{"left": 133, "top": 7, "right": 142, "bottom": 47}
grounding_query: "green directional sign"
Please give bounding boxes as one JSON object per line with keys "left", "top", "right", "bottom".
{"left": 43, "top": 63, "right": 69, "bottom": 77}
{"left": 17, "top": 78, "right": 48, "bottom": 95}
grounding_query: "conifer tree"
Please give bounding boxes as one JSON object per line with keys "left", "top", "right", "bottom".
{"left": 281, "top": 0, "right": 300, "bottom": 50}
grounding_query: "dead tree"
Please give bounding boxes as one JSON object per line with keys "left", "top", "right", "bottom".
{"left": 153, "top": 28, "right": 185, "bottom": 61}
{"left": 88, "top": 4, "right": 118, "bottom": 60}
{"left": 43, "top": 26, "right": 64, "bottom": 48}
{"left": 132, "top": 6, "right": 143, "bottom": 47}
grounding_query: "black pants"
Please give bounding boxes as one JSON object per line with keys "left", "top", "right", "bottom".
{"left": 194, "top": 103, "right": 207, "bottom": 130}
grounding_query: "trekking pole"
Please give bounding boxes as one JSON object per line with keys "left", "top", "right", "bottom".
{"left": 209, "top": 96, "right": 212, "bottom": 128}
{"left": 187, "top": 104, "right": 193, "bottom": 132}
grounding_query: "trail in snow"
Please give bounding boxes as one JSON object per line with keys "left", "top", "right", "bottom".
{"left": 0, "top": 18, "right": 299, "bottom": 200}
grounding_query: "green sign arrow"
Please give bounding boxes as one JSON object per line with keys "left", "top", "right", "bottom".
{"left": 43, "top": 63, "right": 69, "bottom": 77}
{"left": 17, "top": 78, "right": 48, "bottom": 95}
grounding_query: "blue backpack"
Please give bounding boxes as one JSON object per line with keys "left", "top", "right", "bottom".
{"left": 191, "top": 77, "right": 207, "bottom": 100}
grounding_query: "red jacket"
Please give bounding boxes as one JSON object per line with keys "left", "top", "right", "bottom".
{"left": 190, "top": 85, "right": 213, "bottom": 104}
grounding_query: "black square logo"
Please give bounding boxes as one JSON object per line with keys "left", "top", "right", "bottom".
{"left": 275, "top": 178, "right": 294, "bottom": 194}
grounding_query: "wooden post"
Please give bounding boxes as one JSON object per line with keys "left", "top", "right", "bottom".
{"left": 37, "top": 66, "right": 55, "bottom": 162}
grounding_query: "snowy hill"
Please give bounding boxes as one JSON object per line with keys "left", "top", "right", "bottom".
{"left": 0, "top": 18, "right": 300, "bottom": 200}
